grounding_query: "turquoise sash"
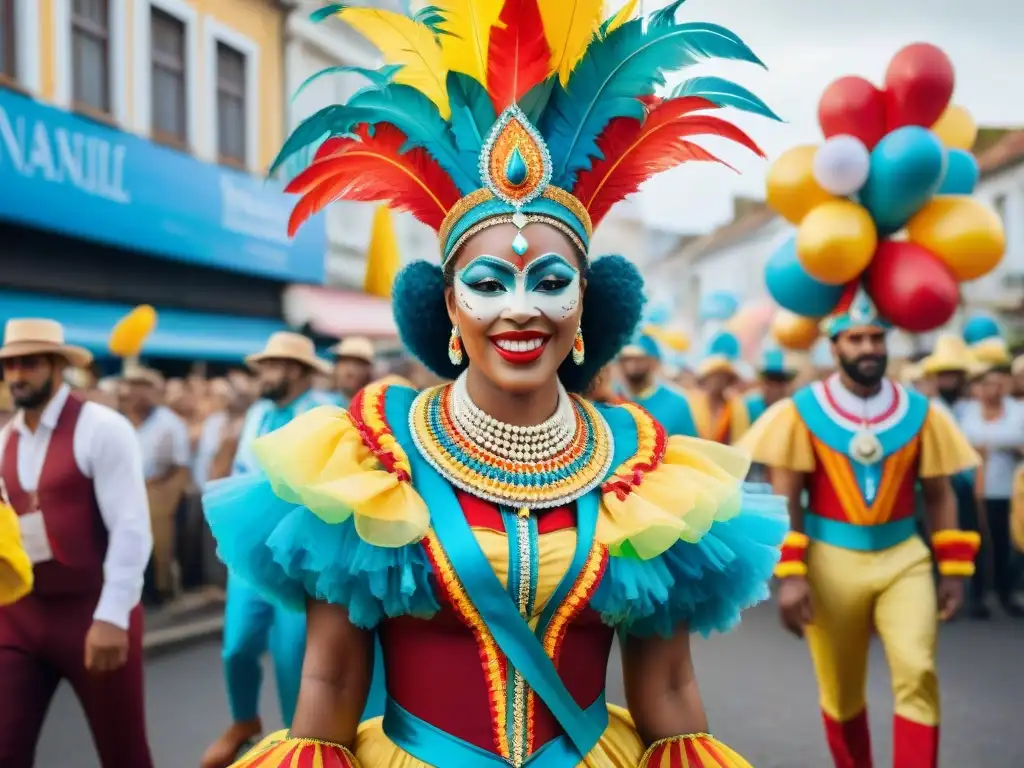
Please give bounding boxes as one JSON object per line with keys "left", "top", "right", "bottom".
{"left": 384, "top": 694, "right": 609, "bottom": 767}
{"left": 805, "top": 512, "right": 917, "bottom": 551}
{"left": 385, "top": 390, "right": 608, "bottom": 761}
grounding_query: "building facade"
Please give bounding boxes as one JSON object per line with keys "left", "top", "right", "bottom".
{"left": 0, "top": 0, "right": 326, "bottom": 367}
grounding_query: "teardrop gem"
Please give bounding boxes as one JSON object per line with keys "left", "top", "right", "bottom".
{"left": 505, "top": 146, "right": 529, "bottom": 187}
{"left": 512, "top": 231, "right": 529, "bottom": 256}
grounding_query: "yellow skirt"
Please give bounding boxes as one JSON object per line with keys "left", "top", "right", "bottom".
{"left": 355, "top": 704, "right": 643, "bottom": 767}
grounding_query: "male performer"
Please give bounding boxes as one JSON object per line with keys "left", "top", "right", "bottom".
{"left": 330, "top": 336, "right": 376, "bottom": 405}
{"left": 618, "top": 330, "right": 698, "bottom": 436}
{"left": 739, "top": 289, "right": 980, "bottom": 768}
{"left": 0, "top": 319, "right": 154, "bottom": 767}
{"left": 202, "top": 332, "right": 336, "bottom": 768}
{"left": 693, "top": 330, "right": 744, "bottom": 443}
{"left": 731, "top": 345, "right": 797, "bottom": 440}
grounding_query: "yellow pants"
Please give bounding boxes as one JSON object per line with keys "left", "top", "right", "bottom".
{"left": 805, "top": 536, "right": 939, "bottom": 726}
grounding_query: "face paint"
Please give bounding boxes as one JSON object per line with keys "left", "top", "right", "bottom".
{"left": 454, "top": 253, "right": 581, "bottom": 325}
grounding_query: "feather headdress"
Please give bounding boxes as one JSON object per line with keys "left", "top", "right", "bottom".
{"left": 279, "top": 1, "right": 778, "bottom": 265}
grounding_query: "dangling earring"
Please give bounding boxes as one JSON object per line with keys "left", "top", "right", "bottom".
{"left": 448, "top": 326, "right": 464, "bottom": 366}
{"left": 572, "top": 327, "right": 585, "bottom": 366}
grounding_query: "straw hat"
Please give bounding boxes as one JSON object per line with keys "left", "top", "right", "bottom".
{"left": 0, "top": 319, "right": 93, "bottom": 368}
{"left": 121, "top": 364, "right": 166, "bottom": 388}
{"left": 921, "top": 334, "right": 972, "bottom": 376}
{"left": 330, "top": 336, "right": 375, "bottom": 364}
{"left": 246, "top": 332, "right": 331, "bottom": 374}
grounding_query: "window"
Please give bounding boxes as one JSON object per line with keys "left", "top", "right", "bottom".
{"left": 151, "top": 7, "right": 186, "bottom": 144}
{"left": 71, "top": 0, "right": 111, "bottom": 113}
{"left": 0, "top": 0, "right": 15, "bottom": 81}
{"left": 216, "top": 41, "right": 246, "bottom": 165}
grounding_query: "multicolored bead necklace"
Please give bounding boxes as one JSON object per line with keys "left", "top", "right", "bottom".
{"left": 409, "top": 374, "right": 613, "bottom": 510}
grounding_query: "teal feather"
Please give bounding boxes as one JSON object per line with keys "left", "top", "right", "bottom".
{"left": 649, "top": 0, "right": 689, "bottom": 28}
{"left": 270, "top": 104, "right": 360, "bottom": 177}
{"left": 519, "top": 78, "right": 556, "bottom": 126}
{"left": 542, "top": 18, "right": 765, "bottom": 189}
{"left": 446, "top": 72, "right": 495, "bottom": 184}
{"left": 345, "top": 85, "right": 479, "bottom": 194}
{"left": 292, "top": 64, "right": 401, "bottom": 102}
{"left": 414, "top": 5, "right": 448, "bottom": 35}
{"left": 310, "top": 3, "right": 345, "bottom": 23}
{"left": 672, "top": 76, "right": 782, "bottom": 121}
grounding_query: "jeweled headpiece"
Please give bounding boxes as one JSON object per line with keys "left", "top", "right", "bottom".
{"left": 821, "top": 283, "right": 892, "bottom": 338}
{"left": 275, "top": 0, "right": 775, "bottom": 266}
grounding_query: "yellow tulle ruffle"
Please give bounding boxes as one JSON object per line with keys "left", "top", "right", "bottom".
{"left": 253, "top": 404, "right": 430, "bottom": 549}
{"left": 918, "top": 403, "right": 980, "bottom": 478}
{"left": 0, "top": 502, "right": 32, "bottom": 606}
{"left": 354, "top": 705, "right": 644, "bottom": 767}
{"left": 734, "top": 399, "right": 816, "bottom": 473}
{"left": 597, "top": 403, "right": 752, "bottom": 560}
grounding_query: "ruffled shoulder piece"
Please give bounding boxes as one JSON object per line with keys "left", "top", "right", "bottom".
{"left": 590, "top": 402, "right": 788, "bottom": 638}
{"left": 733, "top": 397, "right": 815, "bottom": 473}
{"left": 203, "top": 382, "right": 440, "bottom": 629}
{"left": 255, "top": 382, "right": 429, "bottom": 547}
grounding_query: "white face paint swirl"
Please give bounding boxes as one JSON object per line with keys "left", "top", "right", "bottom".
{"left": 454, "top": 253, "right": 582, "bottom": 326}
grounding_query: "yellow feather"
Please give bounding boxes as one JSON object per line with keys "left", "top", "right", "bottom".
{"left": 539, "top": 0, "right": 605, "bottom": 85}
{"left": 435, "top": 0, "right": 504, "bottom": 86}
{"left": 335, "top": 7, "right": 451, "bottom": 118}
{"left": 604, "top": 0, "right": 638, "bottom": 36}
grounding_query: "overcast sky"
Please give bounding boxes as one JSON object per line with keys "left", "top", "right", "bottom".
{"left": 632, "top": 0, "right": 1024, "bottom": 233}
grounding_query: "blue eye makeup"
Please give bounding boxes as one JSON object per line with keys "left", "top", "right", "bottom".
{"left": 458, "top": 256, "right": 518, "bottom": 295}
{"left": 454, "top": 252, "right": 582, "bottom": 324}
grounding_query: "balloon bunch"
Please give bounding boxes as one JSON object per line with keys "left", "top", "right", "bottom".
{"left": 764, "top": 43, "right": 1006, "bottom": 333}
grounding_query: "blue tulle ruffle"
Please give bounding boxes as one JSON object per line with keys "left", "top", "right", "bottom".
{"left": 203, "top": 474, "right": 440, "bottom": 629}
{"left": 591, "top": 482, "right": 788, "bottom": 638}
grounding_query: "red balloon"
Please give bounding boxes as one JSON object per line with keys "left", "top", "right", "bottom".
{"left": 884, "top": 43, "right": 955, "bottom": 131}
{"left": 818, "top": 76, "right": 888, "bottom": 149}
{"left": 865, "top": 241, "right": 958, "bottom": 332}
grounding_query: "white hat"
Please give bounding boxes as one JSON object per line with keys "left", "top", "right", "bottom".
{"left": 0, "top": 319, "right": 92, "bottom": 369}
{"left": 245, "top": 332, "right": 332, "bottom": 374}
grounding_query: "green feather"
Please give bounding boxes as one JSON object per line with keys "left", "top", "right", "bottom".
{"left": 291, "top": 64, "right": 401, "bottom": 102}
{"left": 446, "top": 72, "right": 495, "bottom": 184}
{"left": 672, "top": 76, "right": 782, "bottom": 121}
{"left": 310, "top": 4, "right": 346, "bottom": 24}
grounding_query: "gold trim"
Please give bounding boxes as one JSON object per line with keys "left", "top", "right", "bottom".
{"left": 445, "top": 214, "right": 586, "bottom": 265}
{"left": 437, "top": 186, "right": 593, "bottom": 255}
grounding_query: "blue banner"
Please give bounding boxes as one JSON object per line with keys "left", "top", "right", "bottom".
{"left": 0, "top": 89, "right": 326, "bottom": 283}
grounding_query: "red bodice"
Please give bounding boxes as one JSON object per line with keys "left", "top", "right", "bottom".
{"left": 380, "top": 492, "right": 613, "bottom": 757}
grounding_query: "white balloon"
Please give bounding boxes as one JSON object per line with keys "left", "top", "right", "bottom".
{"left": 812, "top": 135, "right": 871, "bottom": 197}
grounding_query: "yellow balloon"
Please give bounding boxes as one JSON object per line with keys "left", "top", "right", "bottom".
{"left": 771, "top": 310, "right": 820, "bottom": 351}
{"left": 931, "top": 105, "right": 978, "bottom": 151}
{"left": 766, "top": 145, "right": 835, "bottom": 224}
{"left": 796, "top": 200, "right": 878, "bottom": 285}
{"left": 109, "top": 305, "right": 158, "bottom": 358}
{"left": 906, "top": 196, "right": 1005, "bottom": 281}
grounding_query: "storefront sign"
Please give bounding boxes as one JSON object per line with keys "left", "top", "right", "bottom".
{"left": 0, "top": 89, "right": 326, "bottom": 283}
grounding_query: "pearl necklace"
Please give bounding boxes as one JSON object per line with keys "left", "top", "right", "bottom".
{"left": 450, "top": 373, "right": 576, "bottom": 462}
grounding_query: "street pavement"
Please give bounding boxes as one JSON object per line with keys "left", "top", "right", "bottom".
{"left": 37, "top": 603, "right": 1024, "bottom": 768}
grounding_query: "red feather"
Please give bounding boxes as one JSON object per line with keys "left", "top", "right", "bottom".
{"left": 284, "top": 124, "right": 462, "bottom": 237}
{"left": 487, "top": 0, "right": 551, "bottom": 113}
{"left": 573, "top": 96, "right": 766, "bottom": 227}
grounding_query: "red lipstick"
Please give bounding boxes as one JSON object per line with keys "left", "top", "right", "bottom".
{"left": 489, "top": 330, "right": 551, "bottom": 365}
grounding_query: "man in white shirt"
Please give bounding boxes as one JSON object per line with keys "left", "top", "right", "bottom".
{"left": 122, "top": 365, "right": 190, "bottom": 604}
{"left": 0, "top": 319, "right": 154, "bottom": 767}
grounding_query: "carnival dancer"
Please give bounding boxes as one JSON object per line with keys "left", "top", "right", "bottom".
{"left": 0, "top": 319, "right": 154, "bottom": 767}
{"left": 0, "top": 493, "right": 32, "bottom": 606}
{"left": 203, "top": 1, "right": 787, "bottom": 765}
{"left": 618, "top": 330, "right": 699, "bottom": 436}
{"left": 202, "top": 332, "right": 341, "bottom": 768}
{"left": 692, "top": 330, "right": 744, "bottom": 444}
{"left": 739, "top": 287, "right": 982, "bottom": 768}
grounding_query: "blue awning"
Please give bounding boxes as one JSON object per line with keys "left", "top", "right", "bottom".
{"left": 0, "top": 290, "right": 288, "bottom": 362}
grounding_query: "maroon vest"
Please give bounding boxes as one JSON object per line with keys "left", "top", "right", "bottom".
{"left": 2, "top": 394, "right": 107, "bottom": 595}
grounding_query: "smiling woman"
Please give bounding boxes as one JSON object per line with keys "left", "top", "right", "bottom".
{"left": 203, "top": 2, "right": 788, "bottom": 767}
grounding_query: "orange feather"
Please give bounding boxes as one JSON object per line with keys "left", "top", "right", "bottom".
{"left": 285, "top": 125, "right": 462, "bottom": 236}
{"left": 486, "top": 0, "right": 552, "bottom": 113}
{"left": 573, "top": 96, "right": 765, "bottom": 227}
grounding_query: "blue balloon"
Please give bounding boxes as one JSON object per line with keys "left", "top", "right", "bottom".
{"left": 938, "top": 148, "right": 980, "bottom": 195}
{"left": 859, "top": 126, "right": 947, "bottom": 235}
{"left": 764, "top": 236, "right": 846, "bottom": 317}
{"left": 699, "top": 290, "right": 740, "bottom": 321}
{"left": 962, "top": 313, "right": 1001, "bottom": 346}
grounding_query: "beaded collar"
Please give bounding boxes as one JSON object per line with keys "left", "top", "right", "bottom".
{"left": 409, "top": 376, "right": 614, "bottom": 511}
